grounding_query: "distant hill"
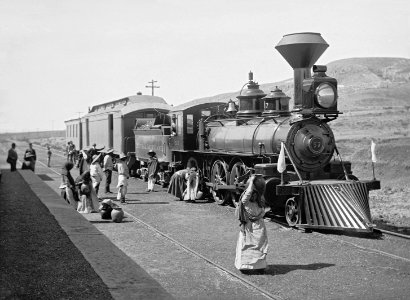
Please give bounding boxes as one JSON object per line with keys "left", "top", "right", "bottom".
{"left": 192, "top": 57, "right": 410, "bottom": 112}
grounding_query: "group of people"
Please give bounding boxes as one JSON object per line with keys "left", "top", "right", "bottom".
{"left": 6, "top": 142, "right": 38, "bottom": 172}
{"left": 62, "top": 143, "right": 130, "bottom": 207}
{"left": 7, "top": 140, "right": 269, "bottom": 274}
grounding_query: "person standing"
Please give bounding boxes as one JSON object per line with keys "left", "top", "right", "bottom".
{"left": 24, "top": 143, "right": 37, "bottom": 172}
{"left": 146, "top": 150, "right": 159, "bottom": 192}
{"left": 7, "top": 143, "right": 18, "bottom": 171}
{"left": 59, "top": 162, "right": 79, "bottom": 210}
{"left": 47, "top": 146, "right": 52, "bottom": 167}
{"left": 88, "top": 143, "right": 104, "bottom": 158}
{"left": 103, "top": 149, "right": 114, "bottom": 193}
{"left": 235, "top": 175, "right": 269, "bottom": 274}
{"left": 90, "top": 154, "right": 104, "bottom": 197}
{"left": 116, "top": 153, "right": 129, "bottom": 203}
{"left": 66, "top": 141, "right": 76, "bottom": 164}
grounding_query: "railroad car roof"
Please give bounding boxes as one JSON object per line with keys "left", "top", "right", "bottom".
{"left": 80, "top": 95, "right": 171, "bottom": 117}
{"left": 171, "top": 97, "right": 229, "bottom": 112}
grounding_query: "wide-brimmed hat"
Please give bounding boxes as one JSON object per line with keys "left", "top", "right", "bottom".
{"left": 147, "top": 149, "right": 156, "bottom": 156}
{"left": 64, "top": 161, "right": 74, "bottom": 171}
{"left": 119, "top": 152, "right": 127, "bottom": 160}
{"left": 106, "top": 148, "right": 114, "bottom": 154}
{"left": 101, "top": 199, "right": 113, "bottom": 206}
{"left": 92, "top": 153, "right": 101, "bottom": 164}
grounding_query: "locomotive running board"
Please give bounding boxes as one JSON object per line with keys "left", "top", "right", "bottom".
{"left": 289, "top": 181, "right": 375, "bottom": 232}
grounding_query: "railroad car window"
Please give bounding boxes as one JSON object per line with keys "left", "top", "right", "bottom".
{"left": 145, "top": 113, "right": 155, "bottom": 118}
{"left": 201, "top": 110, "right": 211, "bottom": 117}
{"left": 177, "top": 115, "right": 183, "bottom": 135}
{"left": 187, "top": 114, "right": 194, "bottom": 134}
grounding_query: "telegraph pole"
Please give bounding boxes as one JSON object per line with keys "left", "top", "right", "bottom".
{"left": 145, "top": 80, "right": 160, "bottom": 96}
{"left": 76, "top": 112, "right": 83, "bottom": 119}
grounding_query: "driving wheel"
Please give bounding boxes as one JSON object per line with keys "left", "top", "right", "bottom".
{"left": 285, "top": 197, "right": 300, "bottom": 226}
{"left": 210, "top": 159, "right": 230, "bottom": 205}
{"left": 229, "top": 161, "right": 247, "bottom": 207}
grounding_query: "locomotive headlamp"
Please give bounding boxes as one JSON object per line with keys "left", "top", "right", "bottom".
{"left": 315, "top": 83, "right": 337, "bottom": 108}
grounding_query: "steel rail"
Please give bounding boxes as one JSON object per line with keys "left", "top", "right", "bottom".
{"left": 125, "top": 212, "right": 283, "bottom": 300}
{"left": 375, "top": 228, "right": 410, "bottom": 240}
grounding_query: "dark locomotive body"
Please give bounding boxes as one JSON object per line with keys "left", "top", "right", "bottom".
{"left": 133, "top": 32, "right": 380, "bottom": 232}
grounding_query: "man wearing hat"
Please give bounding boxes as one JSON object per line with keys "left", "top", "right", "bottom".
{"left": 116, "top": 152, "right": 129, "bottom": 203}
{"left": 88, "top": 143, "right": 104, "bottom": 158}
{"left": 103, "top": 148, "right": 114, "bottom": 193}
{"left": 146, "top": 150, "right": 159, "bottom": 192}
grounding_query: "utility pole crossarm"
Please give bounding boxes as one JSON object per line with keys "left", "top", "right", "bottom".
{"left": 145, "top": 79, "right": 160, "bottom": 96}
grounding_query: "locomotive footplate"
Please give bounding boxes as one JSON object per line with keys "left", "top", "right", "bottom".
{"left": 277, "top": 179, "right": 379, "bottom": 232}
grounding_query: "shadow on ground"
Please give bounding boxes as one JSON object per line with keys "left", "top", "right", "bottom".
{"left": 265, "top": 263, "right": 335, "bottom": 276}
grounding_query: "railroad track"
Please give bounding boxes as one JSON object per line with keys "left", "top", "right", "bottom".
{"left": 17, "top": 141, "right": 410, "bottom": 244}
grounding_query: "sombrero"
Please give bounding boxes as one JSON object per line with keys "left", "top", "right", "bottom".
{"left": 147, "top": 149, "right": 156, "bottom": 156}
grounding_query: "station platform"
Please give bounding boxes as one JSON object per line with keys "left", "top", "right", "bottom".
{"left": 0, "top": 169, "right": 173, "bottom": 300}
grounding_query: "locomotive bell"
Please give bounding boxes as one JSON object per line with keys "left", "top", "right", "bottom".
{"left": 225, "top": 99, "right": 237, "bottom": 114}
{"left": 262, "top": 86, "right": 290, "bottom": 117}
{"left": 236, "top": 71, "right": 267, "bottom": 118}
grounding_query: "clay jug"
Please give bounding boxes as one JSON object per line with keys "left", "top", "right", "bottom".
{"left": 111, "top": 207, "right": 124, "bottom": 223}
{"left": 100, "top": 203, "right": 112, "bottom": 220}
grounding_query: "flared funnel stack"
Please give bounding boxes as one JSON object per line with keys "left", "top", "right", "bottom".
{"left": 275, "top": 32, "right": 329, "bottom": 107}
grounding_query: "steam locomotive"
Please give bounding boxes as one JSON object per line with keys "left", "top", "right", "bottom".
{"left": 133, "top": 32, "right": 380, "bottom": 232}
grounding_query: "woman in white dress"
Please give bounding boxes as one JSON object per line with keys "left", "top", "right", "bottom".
{"left": 235, "top": 175, "right": 269, "bottom": 273}
{"left": 76, "top": 171, "right": 99, "bottom": 213}
{"left": 90, "top": 154, "right": 103, "bottom": 197}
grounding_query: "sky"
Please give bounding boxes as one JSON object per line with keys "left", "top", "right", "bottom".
{"left": 0, "top": 0, "right": 409, "bottom": 132}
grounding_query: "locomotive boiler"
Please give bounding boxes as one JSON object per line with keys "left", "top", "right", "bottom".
{"left": 133, "top": 32, "right": 381, "bottom": 232}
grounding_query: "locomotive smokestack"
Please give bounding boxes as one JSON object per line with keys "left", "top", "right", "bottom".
{"left": 275, "top": 32, "right": 329, "bottom": 108}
